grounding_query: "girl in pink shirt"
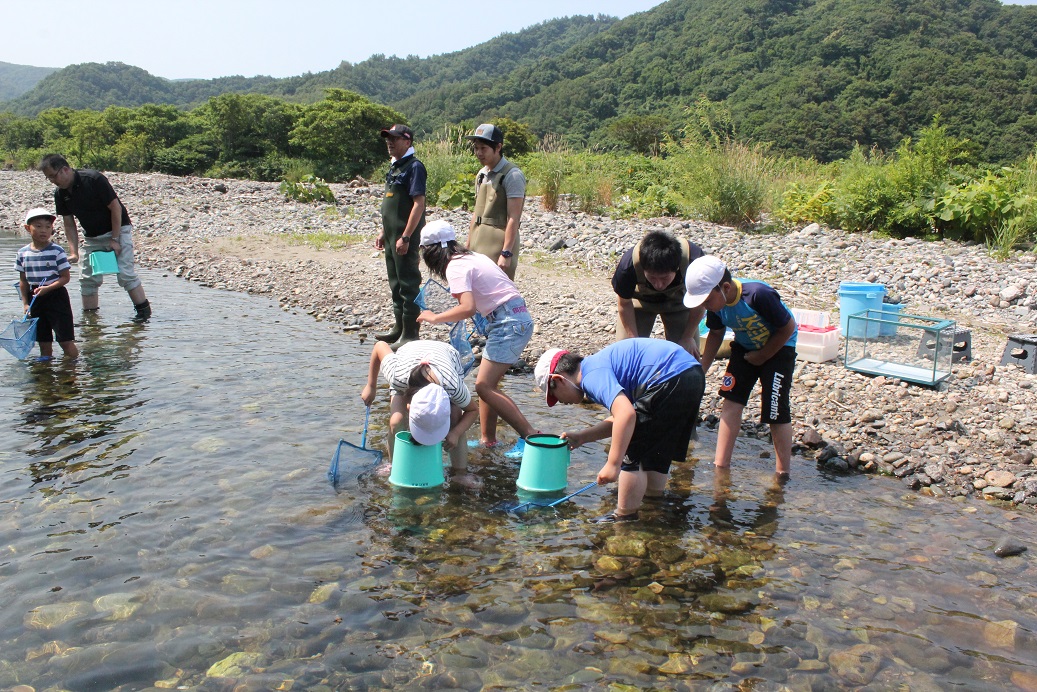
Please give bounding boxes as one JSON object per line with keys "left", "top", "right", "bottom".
{"left": 418, "top": 220, "right": 537, "bottom": 452}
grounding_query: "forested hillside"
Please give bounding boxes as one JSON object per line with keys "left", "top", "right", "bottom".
{"left": 3, "top": 0, "right": 1037, "bottom": 163}
{"left": 0, "top": 16, "right": 616, "bottom": 115}
{"left": 0, "top": 62, "right": 57, "bottom": 101}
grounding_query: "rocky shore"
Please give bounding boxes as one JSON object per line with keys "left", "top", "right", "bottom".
{"left": 3, "top": 170, "right": 1036, "bottom": 507}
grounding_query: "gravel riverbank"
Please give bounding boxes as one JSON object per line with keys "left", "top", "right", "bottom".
{"left": 3, "top": 170, "right": 1036, "bottom": 507}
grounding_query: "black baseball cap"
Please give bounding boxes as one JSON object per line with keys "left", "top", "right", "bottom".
{"left": 380, "top": 124, "right": 413, "bottom": 140}
{"left": 465, "top": 123, "right": 504, "bottom": 145}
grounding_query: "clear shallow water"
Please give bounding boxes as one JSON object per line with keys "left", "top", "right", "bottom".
{"left": 1, "top": 233, "right": 1037, "bottom": 690}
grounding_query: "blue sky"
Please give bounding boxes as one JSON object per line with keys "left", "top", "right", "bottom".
{"left": 1, "top": 1, "right": 661, "bottom": 80}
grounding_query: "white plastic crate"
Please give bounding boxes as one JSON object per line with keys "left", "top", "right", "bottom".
{"left": 797, "top": 325, "right": 839, "bottom": 362}
{"left": 790, "top": 308, "right": 830, "bottom": 329}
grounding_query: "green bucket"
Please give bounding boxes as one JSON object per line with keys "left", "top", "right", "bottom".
{"left": 517, "top": 434, "right": 570, "bottom": 492}
{"left": 89, "top": 250, "right": 119, "bottom": 276}
{"left": 389, "top": 431, "right": 444, "bottom": 489}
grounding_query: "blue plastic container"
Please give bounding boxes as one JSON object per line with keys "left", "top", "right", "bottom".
{"left": 838, "top": 282, "right": 886, "bottom": 338}
{"left": 89, "top": 251, "right": 119, "bottom": 276}
{"left": 389, "top": 431, "right": 444, "bottom": 489}
{"left": 878, "top": 303, "right": 903, "bottom": 337}
{"left": 517, "top": 434, "right": 570, "bottom": 492}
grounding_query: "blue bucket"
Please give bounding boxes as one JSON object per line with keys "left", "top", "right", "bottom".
{"left": 89, "top": 251, "right": 120, "bottom": 276}
{"left": 517, "top": 434, "right": 570, "bottom": 492}
{"left": 389, "top": 431, "right": 444, "bottom": 489}
{"left": 838, "top": 282, "right": 886, "bottom": 338}
{"left": 878, "top": 303, "right": 903, "bottom": 337}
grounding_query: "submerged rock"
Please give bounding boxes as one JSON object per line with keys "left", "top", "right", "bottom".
{"left": 828, "top": 643, "right": 883, "bottom": 685}
{"left": 994, "top": 539, "right": 1027, "bottom": 558}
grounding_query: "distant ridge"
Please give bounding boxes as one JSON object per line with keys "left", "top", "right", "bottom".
{"left": 0, "top": 61, "right": 58, "bottom": 101}
{"left": 3, "top": 0, "right": 1037, "bottom": 163}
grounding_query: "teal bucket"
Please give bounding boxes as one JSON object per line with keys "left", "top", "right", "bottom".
{"left": 838, "top": 282, "right": 886, "bottom": 338}
{"left": 89, "top": 251, "right": 119, "bottom": 276}
{"left": 389, "top": 431, "right": 444, "bottom": 489}
{"left": 878, "top": 303, "right": 903, "bottom": 337}
{"left": 517, "top": 434, "right": 570, "bottom": 492}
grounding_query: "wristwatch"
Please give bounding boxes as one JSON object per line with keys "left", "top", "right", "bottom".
{"left": 500, "top": 250, "right": 513, "bottom": 258}
{"left": 400, "top": 236, "right": 411, "bottom": 243}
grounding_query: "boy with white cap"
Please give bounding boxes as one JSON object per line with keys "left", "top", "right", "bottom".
{"left": 534, "top": 339, "right": 704, "bottom": 522}
{"left": 361, "top": 339, "right": 479, "bottom": 475}
{"left": 682, "top": 256, "right": 798, "bottom": 479}
{"left": 15, "top": 208, "right": 79, "bottom": 360}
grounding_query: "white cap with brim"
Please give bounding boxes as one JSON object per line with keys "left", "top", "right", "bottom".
{"left": 534, "top": 348, "right": 569, "bottom": 407}
{"left": 683, "top": 255, "right": 727, "bottom": 308}
{"left": 409, "top": 383, "right": 451, "bottom": 446}
{"left": 419, "top": 219, "right": 456, "bottom": 248}
{"left": 24, "top": 208, "right": 56, "bottom": 225}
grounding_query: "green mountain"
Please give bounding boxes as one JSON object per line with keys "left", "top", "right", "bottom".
{"left": 4, "top": 0, "right": 1037, "bottom": 163}
{"left": 0, "top": 61, "right": 57, "bottom": 101}
{"left": 0, "top": 16, "right": 615, "bottom": 116}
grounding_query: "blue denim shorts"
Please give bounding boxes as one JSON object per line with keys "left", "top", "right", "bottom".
{"left": 483, "top": 298, "right": 533, "bottom": 365}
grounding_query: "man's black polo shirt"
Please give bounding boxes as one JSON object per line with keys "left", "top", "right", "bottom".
{"left": 53, "top": 169, "right": 132, "bottom": 237}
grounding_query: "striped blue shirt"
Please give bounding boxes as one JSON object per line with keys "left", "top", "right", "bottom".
{"left": 15, "top": 243, "right": 70, "bottom": 286}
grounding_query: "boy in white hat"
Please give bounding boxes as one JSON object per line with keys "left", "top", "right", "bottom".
{"left": 683, "top": 256, "right": 798, "bottom": 479}
{"left": 15, "top": 208, "right": 79, "bottom": 360}
{"left": 534, "top": 339, "right": 704, "bottom": 522}
{"left": 361, "top": 339, "right": 479, "bottom": 475}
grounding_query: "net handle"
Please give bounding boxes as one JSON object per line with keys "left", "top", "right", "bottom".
{"left": 21, "top": 279, "right": 51, "bottom": 322}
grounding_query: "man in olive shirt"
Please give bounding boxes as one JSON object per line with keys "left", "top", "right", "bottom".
{"left": 465, "top": 123, "right": 525, "bottom": 280}
{"left": 39, "top": 154, "right": 151, "bottom": 322}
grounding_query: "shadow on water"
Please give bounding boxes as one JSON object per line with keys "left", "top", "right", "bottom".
{"left": 2, "top": 233, "right": 1037, "bottom": 689}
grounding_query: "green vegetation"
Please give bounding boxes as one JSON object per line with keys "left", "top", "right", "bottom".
{"left": 279, "top": 175, "right": 335, "bottom": 204}
{"left": 0, "top": 61, "right": 57, "bottom": 101}
{"left": 2, "top": 0, "right": 1036, "bottom": 255}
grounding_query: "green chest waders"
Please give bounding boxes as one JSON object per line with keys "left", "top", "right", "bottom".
{"left": 470, "top": 162, "right": 519, "bottom": 280}
{"left": 378, "top": 157, "right": 424, "bottom": 346}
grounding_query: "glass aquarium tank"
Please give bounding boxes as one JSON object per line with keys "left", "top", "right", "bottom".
{"left": 844, "top": 309, "right": 955, "bottom": 386}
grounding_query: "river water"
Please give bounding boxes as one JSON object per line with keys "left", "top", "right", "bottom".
{"left": 1, "top": 232, "right": 1036, "bottom": 690}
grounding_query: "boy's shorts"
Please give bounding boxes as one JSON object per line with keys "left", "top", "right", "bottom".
{"left": 29, "top": 286, "right": 75, "bottom": 344}
{"left": 482, "top": 298, "right": 533, "bottom": 365}
{"left": 719, "top": 343, "right": 796, "bottom": 424}
{"left": 622, "top": 365, "right": 705, "bottom": 475}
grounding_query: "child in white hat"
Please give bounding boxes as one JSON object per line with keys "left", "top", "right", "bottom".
{"left": 683, "top": 255, "right": 798, "bottom": 480}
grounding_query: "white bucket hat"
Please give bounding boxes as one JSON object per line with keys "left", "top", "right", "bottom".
{"left": 409, "top": 383, "right": 451, "bottom": 445}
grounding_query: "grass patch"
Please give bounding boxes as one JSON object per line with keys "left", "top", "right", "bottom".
{"left": 283, "top": 230, "right": 364, "bottom": 250}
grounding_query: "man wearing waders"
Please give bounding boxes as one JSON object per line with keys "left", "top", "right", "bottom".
{"left": 465, "top": 123, "right": 526, "bottom": 280}
{"left": 376, "top": 124, "right": 426, "bottom": 350}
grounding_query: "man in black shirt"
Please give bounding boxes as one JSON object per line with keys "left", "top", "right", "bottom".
{"left": 40, "top": 154, "right": 151, "bottom": 322}
{"left": 611, "top": 230, "right": 705, "bottom": 356}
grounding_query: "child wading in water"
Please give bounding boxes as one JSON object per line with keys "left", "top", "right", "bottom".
{"left": 15, "top": 208, "right": 79, "bottom": 360}
{"left": 417, "top": 219, "right": 537, "bottom": 455}
{"left": 360, "top": 339, "right": 479, "bottom": 481}
{"left": 682, "top": 256, "right": 798, "bottom": 480}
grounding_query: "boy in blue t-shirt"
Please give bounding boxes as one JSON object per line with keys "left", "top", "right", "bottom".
{"left": 683, "top": 256, "right": 797, "bottom": 479}
{"left": 534, "top": 338, "right": 705, "bottom": 522}
{"left": 15, "top": 208, "right": 78, "bottom": 360}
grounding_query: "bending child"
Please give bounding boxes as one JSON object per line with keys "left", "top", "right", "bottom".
{"left": 15, "top": 208, "right": 79, "bottom": 360}
{"left": 361, "top": 339, "right": 479, "bottom": 475}
{"left": 534, "top": 338, "right": 705, "bottom": 523}
{"left": 682, "top": 256, "right": 798, "bottom": 480}
{"left": 417, "top": 219, "right": 537, "bottom": 455}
